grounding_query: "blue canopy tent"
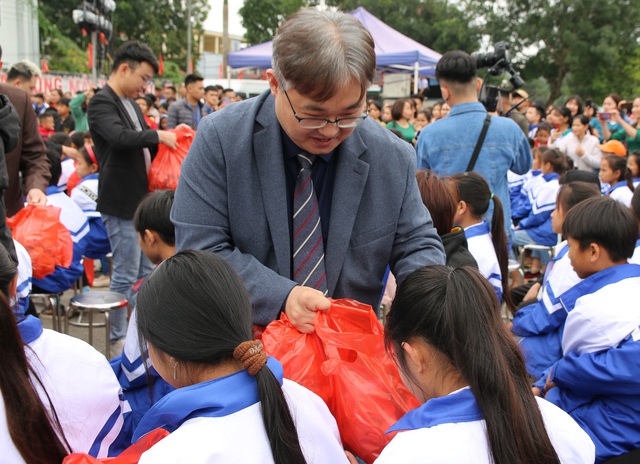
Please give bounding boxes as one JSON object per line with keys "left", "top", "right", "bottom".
{"left": 228, "top": 7, "right": 441, "bottom": 90}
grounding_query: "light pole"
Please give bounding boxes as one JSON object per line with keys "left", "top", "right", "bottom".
{"left": 187, "top": 0, "right": 192, "bottom": 73}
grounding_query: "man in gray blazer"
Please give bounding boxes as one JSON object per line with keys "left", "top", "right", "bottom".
{"left": 173, "top": 9, "right": 445, "bottom": 333}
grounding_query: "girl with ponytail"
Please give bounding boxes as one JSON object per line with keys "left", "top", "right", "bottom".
{"left": 1, "top": 235, "right": 127, "bottom": 460}
{"left": 600, "top": 154, "right": 635, "bottom": 207}
{"left": 451, "top": 172, "right": 513, "bottom": 312}
{"left": 376, "top": 264, "right": 595, "bottom": 463}
{"left": 0, "top": 244, "right": 71, "bottom": 463}
{"left": 134, "top": 250, "right": 347, "bottom": 464}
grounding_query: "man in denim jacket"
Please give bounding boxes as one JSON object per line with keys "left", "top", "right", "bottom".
{"left": 416, "top": 50, "right": 532, "bottom": 240}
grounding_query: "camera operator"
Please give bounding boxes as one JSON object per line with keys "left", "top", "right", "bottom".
{"left": 416, "top": 50, "right": 532, "bottom": 241}
{"left": 499, "top": 89, "right": 529, "bottom": 136}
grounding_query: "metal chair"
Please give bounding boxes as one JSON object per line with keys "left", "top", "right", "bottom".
{"left": 68, "top": 291, "right": 128, "bottom": 358}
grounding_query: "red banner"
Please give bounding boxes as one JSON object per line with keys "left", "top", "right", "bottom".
{"left": 0, "top": 72, "right": 154, "bottom": 95}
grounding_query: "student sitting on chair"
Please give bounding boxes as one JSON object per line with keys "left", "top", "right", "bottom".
{"left": 535, "top": 196, "right": 640, "bottom": 462}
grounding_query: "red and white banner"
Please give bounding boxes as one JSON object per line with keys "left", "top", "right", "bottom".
{"left": 0, "top": 72, "right": 155, "bottom": 95}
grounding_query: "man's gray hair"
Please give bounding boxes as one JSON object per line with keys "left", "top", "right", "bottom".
{"left": 272, "top": 8, "right": 376, "bottom": 101}
{"left": 7, "top": 60, "right": 42, "bottom": 81}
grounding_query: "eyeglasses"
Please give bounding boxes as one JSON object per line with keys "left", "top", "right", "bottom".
{"left": 282, "top": 89, "right": 367, "bottom": 129}
{"left": 134, "top": 70, "right": 153, "bottom": 86}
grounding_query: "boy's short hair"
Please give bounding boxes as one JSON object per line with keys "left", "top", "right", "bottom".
{"left": 536, "top": 121, "right": 553, "bottom": 133}
{"left": 48, "top": 132, "right": 71, "bottom": 147}
{"left": 45, "top": 147, "right": 62, "bottom": 186}
{"left": 435, "top": 50, "right": 477, "bottom": 85}
{"left": 111, "top": 40, "right": 159, "bottom": 75}
{"left": 39, "top": 113, "right": 53, "bottom": 122}
{"left": 133, "top": 190, "right": 175, "bottom": 246}
{"left": 69, "top": 131, "right": 86, "bottom": 148}
{"left": 563, "top": 196, "right": 638, "bottom": 261}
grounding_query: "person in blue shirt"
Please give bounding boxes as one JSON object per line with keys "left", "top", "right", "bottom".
{"left": 376, "top": 264, "right": 594, "bottom": 464}
{"left": 534, "top": 196, "right": 640, "bottom": 462}
{"left": 416, "top": 50, "right": 532, "bottom": 243}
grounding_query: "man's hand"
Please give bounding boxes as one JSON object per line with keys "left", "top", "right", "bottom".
{"left": 26, "top": 188, "right": 46, "bottom": 206}
{"left": 157, "top": 130, "right": 178, "bottom": 149}
{"left": 284, "top": 286, "right": 331, "bottom": 333}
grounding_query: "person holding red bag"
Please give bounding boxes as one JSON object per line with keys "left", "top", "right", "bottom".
{"left": 376, "top": 265, "right": 594, "bottom": 463}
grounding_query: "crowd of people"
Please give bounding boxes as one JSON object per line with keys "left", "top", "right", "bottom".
{"left": 1, "top": 6, "right": 639, "bottom": 464}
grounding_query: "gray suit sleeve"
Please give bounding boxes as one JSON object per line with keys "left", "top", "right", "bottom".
{"left": 172, "top": 119, "right": 295, "bottom": 326}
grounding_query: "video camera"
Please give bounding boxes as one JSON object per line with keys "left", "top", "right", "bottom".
{"left": 472, "top": 42, "right": 525, "bottom": 113}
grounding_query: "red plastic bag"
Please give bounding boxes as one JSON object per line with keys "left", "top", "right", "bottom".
{"left": 63, "top": 428, "right": 170, "bottom": 463}
{"left": 262, "top": 299, "right": 421, "bottom": 463}
{"left": 7, "top": 205, "right": 73, "bottom": 279}
{"left": 148, "top": 128, "right": 195, "bottom": 191}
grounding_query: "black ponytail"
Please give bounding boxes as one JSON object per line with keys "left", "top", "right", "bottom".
{"left": 386, "top": 265, "right": 561, "bottom": 464}
{"left": 137, "top": 250, "right": 306, "bottom": 464}
{"left": 0, "top": 244, "right": 70, "bottom": 462}
{"left": 452, "top": 172, "right": 514, "bottom": 312}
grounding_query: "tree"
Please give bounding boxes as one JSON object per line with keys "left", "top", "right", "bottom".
{"left": 329, "top": 0, "right": 481, "bottom": 54}
{"left": 464, "top": 0, "right": 640, "bottom": 104}
{"left": 38, "top": 0, "right": 210, "bottom": 77}
{"left": 239, "top": 0, "right": 307, "bottom": 45}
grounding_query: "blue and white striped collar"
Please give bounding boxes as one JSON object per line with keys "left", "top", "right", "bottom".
{"left": 17, "top": 314, "right": 44, "bottom": 345}
{"left": 464, "top": 221, "right": 491, "bottom": 239}
{"left": 79, "top": 173, "right": 99, "bottom": 182}
{"left": 387, "top": 386, "right": 482, "bottom": 433}
{"left": 133, "top": 356, "right": 283, "bottom": 442}
{"left": 606, "top": 181, "right": 629, "bottom": 195}
{"left": 542, "top": 172, "right": 559, "bottom": 182}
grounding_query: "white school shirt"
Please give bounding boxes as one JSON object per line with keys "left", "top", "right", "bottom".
{"left": 465, "top": 222, "right": 502, "bottom": 298}
{"left": 138, "top": 379, "right": 349, "bottom": 464}
{"left": 13, "top": 239, "right": 32, "bottom": 301}
{"left": 539, "top": 243, "right": 582, "bottom": 315}
{"left": 375, "top": 389, "right": 594, "bottom": 464}
{"left": 562, "top": 269, "right": 640, "bottom": 355}
{"left": 46, "top": 189, "right": 90, "bottom": 243}
{"left": 58, "top": 158, "right": 76, "bottom": 191}
{"left": 606, "top": 182, "right": 634, "bottom": 207}
{"left": 70, "top": 175, "right": 100, "bottom": 218}
{"left": 0, "top": 322, "right": 126, "bottom": 461}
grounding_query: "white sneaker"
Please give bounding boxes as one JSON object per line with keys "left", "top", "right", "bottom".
{"left": 93, "top": 274, "right": 111, "bottom": 288}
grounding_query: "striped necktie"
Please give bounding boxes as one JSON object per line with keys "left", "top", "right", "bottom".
{"left": 292, "top": 153, "right": 328, "bottom": 294}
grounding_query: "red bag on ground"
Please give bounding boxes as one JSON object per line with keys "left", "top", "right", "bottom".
{"left": 262, "top": 298, "right": 421, "bottom": 464}
{"left": 63, "top": 428, "right": 170, "bottom": 463}
{"left": 7, "top": 205, "right": 73, "bottom": 279}
{"left": 148, "top": 128, "right": 195, "bottom": 191}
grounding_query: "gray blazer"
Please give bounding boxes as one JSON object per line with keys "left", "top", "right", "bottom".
{"left": 172, "top": 91, "right": 445, "bottom": 325}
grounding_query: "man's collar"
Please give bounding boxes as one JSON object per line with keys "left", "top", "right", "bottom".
{"left": 281, "top": 129, "right": 334, "bottom": 163}
{"left": 449, "top": 101, "right": 486, "bottom": 116}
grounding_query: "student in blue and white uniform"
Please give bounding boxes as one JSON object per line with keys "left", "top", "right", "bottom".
{"left": 134, "top": 250, "right": 348, "bottom": 463}
{"left": 511, "top": 181, "right": 602, "bottom": 377}
{"left": 0, "top": 244, "right": 127, "bottom": 461}
{"left": 32, "top": 149, "right": 89, "bottom": 294}
{"left": 513, "top": 148, "right": 568, "bottom": 275}
{"left": 600, "top": 154, "right": 634, "bottom": 207}
{"left": 629, "top": 188, "right": 640, "bottom": 264}
{"left": 627, "top": 151, "right": 640, "bottom": 188}
{"left": 510, "top": 146, "right": 544, "bottom": 222}
{"left": 13, "top": 239, "right": 32, "bottom": 316}
{"left": 70, "top": 144, "right": 111, "bottom": 261}
{"left": 451, "top": 172, "right": 513, "bottom": 311}
{"left": 111, "top": 191, "right": 176, "bottom": 440}
{"left": 376, "top": 265, "right": 594, "bottom": 464}
{"left": 535, "top": 196, "right": 640, "bottom": 462}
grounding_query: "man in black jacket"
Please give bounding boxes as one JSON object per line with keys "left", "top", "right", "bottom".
{"left": 0, "top": 93, "right": 19, "bottom": 263}
{"left": 88, "top": 41, "right": 180, "bottom": 352}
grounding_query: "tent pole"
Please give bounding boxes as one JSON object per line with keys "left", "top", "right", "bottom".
{"left": 413, "top": 61, "right": 419, "bottom": 94}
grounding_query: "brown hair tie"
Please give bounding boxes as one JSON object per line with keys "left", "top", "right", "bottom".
{"left": 233, "top": 340, "right": 267, "bottom": 376}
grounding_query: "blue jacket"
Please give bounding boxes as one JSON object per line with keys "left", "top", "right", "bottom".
{"left": 545, "top": 334, "right": 640, "bottom": 462}
{"left": 517, "top": 173, "right": 560, "bottom": 246}
{"left": 416, "top": 102, "right": 532, "bottom": 238}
